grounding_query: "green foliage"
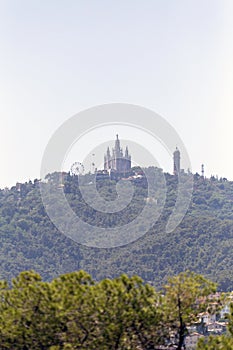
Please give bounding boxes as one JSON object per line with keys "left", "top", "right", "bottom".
{"left": 0, "top": 270, "right": 167, "bottom": 349}
{"left": 1, "top": 171, "right": 233, "bottom": 292}
{"left": 197, "top": 335, "right": 233, "bottom": 349}
{"left": 4, "top": 269, "right": 233, "bottom": 349}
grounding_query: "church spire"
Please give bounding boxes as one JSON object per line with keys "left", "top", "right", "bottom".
{"left": 115, "top": 134, "right": 120, "bottom": 156}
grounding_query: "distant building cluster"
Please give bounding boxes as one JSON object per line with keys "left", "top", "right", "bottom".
{"left": 184, "top": 292, "right": 230, "bottom": 349}
{"left": 96, "top": 134, "right": 182, "bottom": 180}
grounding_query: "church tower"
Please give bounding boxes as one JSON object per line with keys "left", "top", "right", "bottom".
{"left": 115, "top": 134, "right": 120, "bottom": 156}
{"left": 173, "top": 147, "right": 180, "bottom": 175}
{"left": 104, "top": 135, "right": 131, "bottom": 173}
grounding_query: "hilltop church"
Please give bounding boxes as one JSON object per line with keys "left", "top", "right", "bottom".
{"left": 102, "top": 134, "right": 180, "bottom": 177}
{"left": 104, "top": 134, "right": 131, "bottom": 174}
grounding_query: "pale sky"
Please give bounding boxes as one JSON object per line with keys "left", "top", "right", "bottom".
{"left": 1, "top": 0, "right": 233, "bottom": 187}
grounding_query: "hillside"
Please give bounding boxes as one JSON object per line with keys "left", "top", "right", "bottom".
{"left": 1, "top": 169, "right": 233, "bottom": 291}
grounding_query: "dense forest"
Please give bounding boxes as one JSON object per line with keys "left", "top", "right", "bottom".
{"left": 1, "top": 168, "right": 233, "bottom": 291}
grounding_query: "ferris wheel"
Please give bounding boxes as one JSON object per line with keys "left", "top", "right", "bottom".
{"left": 70, "top": 162, "right": 85, "bottom": 176}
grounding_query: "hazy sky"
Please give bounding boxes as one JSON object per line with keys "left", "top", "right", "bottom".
{"left": 1, "top": 0, "right": 233, "bottom": 187}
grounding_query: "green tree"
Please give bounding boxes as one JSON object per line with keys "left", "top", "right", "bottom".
{"left": 92, "top": 275, "right": 167, "bottom": 349}
{"left": 0, "top": 270, "right": 94, "bottom": 349}
{"left": 164, "top": 271, "right": 217, "bottom": 350}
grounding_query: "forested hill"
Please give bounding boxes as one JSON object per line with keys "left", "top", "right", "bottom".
{"left": 1, "top": 169, "right": 233, "bottom": 291}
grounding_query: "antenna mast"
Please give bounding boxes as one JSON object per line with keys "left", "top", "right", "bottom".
{"left": 201, "top": 164, "right": 204, "bottom": 177}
